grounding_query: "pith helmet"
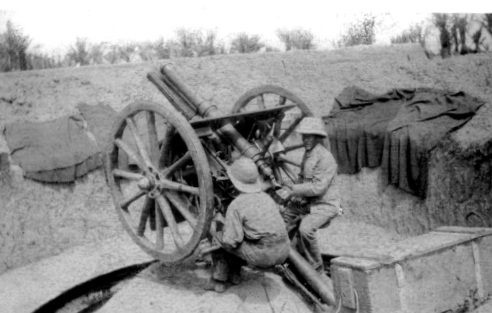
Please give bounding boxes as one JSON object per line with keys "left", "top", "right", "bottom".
{"left": 227, "top": 157, "right": 262, "bottom": 193}
{"left": 296, "top": 117, "right": 327, "bottom": 137}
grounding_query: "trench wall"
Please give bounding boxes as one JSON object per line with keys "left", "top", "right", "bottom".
{"left": 1, "top": 44, "right": 492, "bottom": 274}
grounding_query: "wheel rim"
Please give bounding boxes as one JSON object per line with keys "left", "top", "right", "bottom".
{"left": 232, "top": 85, "right": 313, "bottom": 185}
{"left": 105, "top": 101, "right": 213, "bottom": 263}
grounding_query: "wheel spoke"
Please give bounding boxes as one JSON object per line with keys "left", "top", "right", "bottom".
{"left": 272, "top": 162, "right": 284, "bottom": 185}
{"left": 279, "top": 115, "right": 304, "bottom": 143}
{"left": 262, "top": 137, "right": 275, "bottom": 155}
{"left": 115, "top": 139, "right": 147, "bottom": 172}
{"left": 137, "top": 197, "right": 153, "bottom": 236}
{"left": 149, "top": 203, "right": 156, "bottom": 231}
{"left": 165, "top": 191, "right": 198, "bottom": 229}
{"left": 283, "top": 143, "right": 304, "bottom": 153}
{"left": 146, "top": 112, "right": 160, "bottom": 166}
{"left": 155, "top": 199, "right": 165, "bottom": 250}
{"left": 120, "top": 189, "right": 146, "bottom": 210}
{"left": 257, "top": 94, "right": 266, "bottom": 110}
{"left": 113, "top": 169, "right": 144, "bottom": 181}
{"left": 159, "top": 179, "right": 200, "bottom": 195}
{"left": 278, "top": 96, "right": 287, "bottom": 106}
{"left": 279, "top": 162, "right": 298, "bottom": 183}
{"left": 158, "top": 124, "right": 176, "bottom": 169}
{"left": 277, "top": 154, "right": 301, "bottom": 167}
{"left": 126, "top": 117, "right": 153, "bottom": 169}
{"left": 162, "top": 152, "right": 191, "bottom": 178}
{"left": 156, "top": 195, "right": 184, "bottom": 249}
{"left": 246, "top": 123, "right": 258, "bottom": 141}
{"left": 273, "top": 112, "right": 285, "bottom": 138}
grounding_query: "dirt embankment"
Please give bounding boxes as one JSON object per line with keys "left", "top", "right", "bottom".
{"left": 1, "top": 44, "right": 492, "bottom": 274}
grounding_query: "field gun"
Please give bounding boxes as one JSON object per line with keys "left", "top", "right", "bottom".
{"left": 103, "top": 64, "right": 335, "bottom": 308}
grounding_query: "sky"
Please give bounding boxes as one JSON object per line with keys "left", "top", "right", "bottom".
{"left": 1, "top": 1, "right": 490, "bottom": 55}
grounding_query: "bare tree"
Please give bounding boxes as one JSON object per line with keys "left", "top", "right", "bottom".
{"left": 196, "top": 30, "right": 224, "bottom": 56}
{"left": 230, "top": 33, "right": 264, "bottom": 53}
{"left": 455, "top": 15, "right": 469, "bottom": 55}
{"left": 174, "top": 28, "right": 224, "bottom": 57}
{"left": 174, "top": 28, "right": 197, "bottom": 57}
{"left": 66, "top": 37, "right": 90, "bottom": 66}
{"left": 337, "top": 14, "right": 376, "bottom": 47}
{"left": 152, "top": 37, "right": 172, "bottom": 60}
{"left": 88, "top": 42, "right": 106, "bottom": 64}
{"left": 1, "top": 20, "right": 31, "bottom": 71}
{"left": 471, "top": 27, "right": 485, "bottom": 53}
{"left": 433, "top": 13, "right": 452, "bottom": 58}
{"left": 276, "top": 28, "right": 316, "bottom": 51}
{"left": 450, "top": 16, "right": 460, "bottom": 53}
{"left": 117, "top": 42, "right": 138, "bottom": 62}
{"left": 390, "top": 24, "right": 423, "bottom": 45}
{"left": 480, "top": 14, "right": 492, "bottom": 49}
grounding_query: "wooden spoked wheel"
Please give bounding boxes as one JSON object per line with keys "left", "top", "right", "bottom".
{"left": 232, "top": 85, "right": 313, "bottom": 185}
{"left": 105, "top": 101, "right": 214, "bottom": 263}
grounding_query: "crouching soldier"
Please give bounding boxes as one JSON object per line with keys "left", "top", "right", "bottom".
{"left": 203, "top": 157, "right": 290, "bottom": 293}
{"left": 276, "top": 117, "right": 341, "bottom": 278}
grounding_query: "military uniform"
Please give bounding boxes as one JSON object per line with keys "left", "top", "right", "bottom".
{"left": 280, "top": 117, "right": 341, "bottom": 274}
{"left": 213, "top": 192, "right": 290, "bottom": 282}
{"left": 205, "top": 158, "right": 290, "bottom": 292}
{"left": 282, "top": 143, "right": 339, "bottom": 272}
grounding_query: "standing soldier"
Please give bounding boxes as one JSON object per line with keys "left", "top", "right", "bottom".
{"left": 277, "top": 117, "right": 341, "bottom": 277}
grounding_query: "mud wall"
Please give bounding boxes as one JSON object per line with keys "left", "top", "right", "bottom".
{"left": 1, "top": 44, "right": 492, "bottom": 274}
{"left": 0, "top": 166, "right": 118, "bottom": 273}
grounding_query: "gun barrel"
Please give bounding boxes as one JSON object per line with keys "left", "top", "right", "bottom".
{"left": 160, "top": 64, "right": 220, "bottom": 118}
{"left": 288, "top": 247, "right": 336, "bottom": 307}
{"left": 151, "top": 64, "right": 277, "bottom": 185}
{"left": 147, "top": 71, "right": 197, "bottom": 120}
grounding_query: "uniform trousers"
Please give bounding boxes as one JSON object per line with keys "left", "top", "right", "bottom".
{"left": 281, "top": 203, "right": 337, "bottom": 273}
{"left": 212, "top": 235, "right": 290, "bottom": 282}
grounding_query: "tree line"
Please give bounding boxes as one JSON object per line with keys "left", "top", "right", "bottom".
{"left": 1, "top": 13, "right": 491, "bottom": 72}
{"left": 390, "top": 14, "right": 492, "bottom": 58}
{"left": 430, "top": 14, "right": 492, "bottom": 58}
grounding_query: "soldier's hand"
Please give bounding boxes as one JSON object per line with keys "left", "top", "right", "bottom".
{"left": 283, "top": 180, "right": 294, "bottom": 189}
{"left": 276, "top": 187, "right": 293, "bottom": 201}
{"left": 213, "top": 213, "right": 225, "bottom": 223}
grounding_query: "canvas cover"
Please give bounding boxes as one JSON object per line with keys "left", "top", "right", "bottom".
{"left": 4, "top": 103, "right": 117, "bottom": 183}
{"left": 325, "top": 86, "right": 484, "bottom": 197}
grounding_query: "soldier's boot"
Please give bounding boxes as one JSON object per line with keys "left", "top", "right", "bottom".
{"left": 202, "top": 277, "right": 226, "bottom": 293}
{"left": 229, "top": 271, "right": 242, "bottom": 285}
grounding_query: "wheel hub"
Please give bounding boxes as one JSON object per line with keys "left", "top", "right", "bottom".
{"left": 137, "top": 170, "right": 162, "bottom": 198}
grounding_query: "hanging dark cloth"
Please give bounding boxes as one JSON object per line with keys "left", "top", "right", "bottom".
{"left": 325, "top": 86, "right": 415, "bottom": 174}
{"left": 325, "top": 86, "right": 484, "bottom": 197}
{"left": 381, "top": 89, "right": 484, "bottom": 197}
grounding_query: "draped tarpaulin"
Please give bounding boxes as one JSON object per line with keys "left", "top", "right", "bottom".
{"left": 76, "top": 102, "right": 118, "bottom": 152}
{"left": 325, "top": 86, "right": 484, "bottom": 197}
{"left": 4, "top": 103, "right": 118, "bottom": 183}
{"left": 4, "top": 114, "right": 101, "bottom": 182}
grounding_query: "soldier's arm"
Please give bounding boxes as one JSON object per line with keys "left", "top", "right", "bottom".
{"left": 215, "top": 201, "right": 244, "bottom": 250}
{"left": 291, "top": 154, "right": 336, "bottom": 197}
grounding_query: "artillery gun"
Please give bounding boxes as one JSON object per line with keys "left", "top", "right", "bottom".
{"left": 103, "top": 64, "right": 336, "bottom": 308}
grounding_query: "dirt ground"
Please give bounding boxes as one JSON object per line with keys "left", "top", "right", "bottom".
{"left": 1, "top": 44, "right": 492, "bottom": 311}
